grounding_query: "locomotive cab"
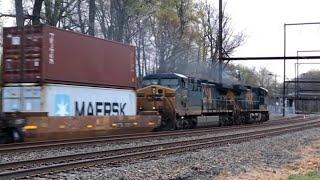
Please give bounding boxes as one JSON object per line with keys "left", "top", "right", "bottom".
{"left": 137, "top": 73, "right": 188, "bottom": 130}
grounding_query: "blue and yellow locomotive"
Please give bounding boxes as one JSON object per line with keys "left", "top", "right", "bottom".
{"left": 137, "top": 73, "right": 269, "bottom": 130}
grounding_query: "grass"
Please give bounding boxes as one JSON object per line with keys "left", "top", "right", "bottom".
{"left": 288, "top": 171, "right": 320, "bottom": 180}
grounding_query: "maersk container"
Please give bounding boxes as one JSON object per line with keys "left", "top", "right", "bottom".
{"left": 2, "top": 25, "right": 136, "bottom": 89}
{"left": 2, "top": 84, "right": 137, "bottom": 116}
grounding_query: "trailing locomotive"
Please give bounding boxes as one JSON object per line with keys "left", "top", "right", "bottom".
{"left": 137, "top": 73, "right": 269, "bottom": 130}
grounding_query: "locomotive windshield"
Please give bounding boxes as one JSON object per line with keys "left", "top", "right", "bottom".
{"left": 142, "top": 78, "right": 180, "bottom": 88}
{"left": 160, "top": 79, "right": 179, "bottom": 88}
{"left": 142, "top": 79, "right": 158, "bottom": 86}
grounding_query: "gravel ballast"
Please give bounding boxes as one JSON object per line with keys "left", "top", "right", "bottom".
{"left": 38, "top": 127, "right": 320, "bottom": 180}
{"left": 0, "top": 121, "right": 308, "bottom": 163}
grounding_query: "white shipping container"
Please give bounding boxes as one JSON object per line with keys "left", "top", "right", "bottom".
{"left": 3, "top": 84, "right": 137, "bottom": 116}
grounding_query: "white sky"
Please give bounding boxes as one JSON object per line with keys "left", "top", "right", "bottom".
{"left": 0, "top": 1, "right": 14, "bottom": 26}
{"left": 224, "top": 0, "right": 320, "bottom": 81}
{"left": 2, "top": 0, "right": 320, "bottom": 81}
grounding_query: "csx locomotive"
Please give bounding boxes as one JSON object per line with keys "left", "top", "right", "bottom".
{"left": 137, "top": 73, "right": 269, "bottom": 130}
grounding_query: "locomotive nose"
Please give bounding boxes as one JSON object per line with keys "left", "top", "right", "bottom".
{"left": 137, "top": 85, "right": 175, "bottom": 114}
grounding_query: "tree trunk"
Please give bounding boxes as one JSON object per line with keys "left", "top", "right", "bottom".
{"left": 136, "top": 20, "right": 142, "bottom": 82}
{"left": 97, "top": 0, "right": 107, "bottom": 38}
{"left": 142, "top": 36, "right": 147, "bottom": 75}
{"left": 88, "top": 0, "right": 96, "bottom": 36}
{"left": 15, "top": 0, "right": 24, "bottom": 27}
{"left": 77, "top": 0, "right": 86, "bottom": 34}
{"left": 137, "top": 41, "right": 142, "bottom": 83}
{"left": 32, "top": 0, "right": 44, "bottom": 25}
{"left": 110, "top": 0, "right": 125, "bottom": 42}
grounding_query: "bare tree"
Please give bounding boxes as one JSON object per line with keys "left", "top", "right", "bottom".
{"left": 44, "top": 0, "right": 74, "bottom": 27}
{"left": 32, "top": 0, "right": 44, "bottom": 25}
{"left": 88, "top": 0, "right": 96, "bottom": 36}
{"left": 96, "top": 0, "right": 108, "bottom": 38}
{"left": 15, "top": 0, "right": 24, "bottom": 27}
{"left": 76, "top": 0, "right": 86, "bottom": 33}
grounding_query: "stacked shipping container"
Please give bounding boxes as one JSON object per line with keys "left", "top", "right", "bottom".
{"left": 2, "top": 25, "right": 137, "bottom": 116}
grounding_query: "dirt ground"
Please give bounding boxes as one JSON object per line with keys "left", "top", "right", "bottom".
{"left": 217, "top": 140, "right": 320, "bottom": 180}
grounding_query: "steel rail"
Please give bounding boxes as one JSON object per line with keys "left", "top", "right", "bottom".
{"left": 1, "top": 120, "right": 319, "bottom": 179}
{"left": 0, "top": 118, "right": 319, "bottom": 179}
{"left": 0, "top": 116, "right": 306, "bottom": 153}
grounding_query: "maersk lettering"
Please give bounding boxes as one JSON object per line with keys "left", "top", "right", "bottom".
{"left": 75, "top": 101, "right": 127, "bottom": 116}
{"left": 113, "top": 103, "right": 119, "bottom": 115}
{"left": 75, "top": 102, "right": 85, "bottom": 116}
{"left": 104, "top": 102, "right": 111, "bottom": 115}
{"left": 87, "top": 103, "right": 94, "bottom": 116}
{"left": 96, "top": 102, "right": 103, "bottom": 115}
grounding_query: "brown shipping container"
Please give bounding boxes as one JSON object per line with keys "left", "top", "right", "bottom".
{"left": 2, "top": 25, "right": 136, "bottom": 89}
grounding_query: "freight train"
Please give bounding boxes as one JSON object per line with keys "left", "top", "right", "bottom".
{"left": 0, "top": 25, "right": 269, "bottom": 143}
{"left": 137, "top": 73, "right": 269, "bottom": 130}
{"left": 0, "top": 73, "right": 269, "bottom": 143}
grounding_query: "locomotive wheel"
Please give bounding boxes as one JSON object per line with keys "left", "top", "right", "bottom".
{"left": 190, "top": 118, "right": 197, "bottom": 129}
{"left": 228, "top": 116, "right": 234, "bottom": 126}
{"left": 182, "top": 119, "right": 190, "bottom": 129}
{"left": 175, "top": 119, "right": 183, "bottom": 130}
{"left": 218, "top": 117, "right": 223, "bottom": 126}
{"left": 244, "top": 113, "right": 251, "bottom": 124}
{"left": 160, "top": 111, "right": 175, "bottom": 130}
{"left": 219, "top": 116, "right": 227, "bottom": 126}
{"left": 240, "top": 115, "right": 246, "bottom": 125}
{"left": 261, "top": 113, "right": 269, "bottom": 122}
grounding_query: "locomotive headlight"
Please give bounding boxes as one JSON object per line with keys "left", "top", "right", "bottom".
{"left": 153, "top": 106, "right": 156, "bottom": 110}
{"left": 152, "top": 87, "right": 156, "bottom": 94}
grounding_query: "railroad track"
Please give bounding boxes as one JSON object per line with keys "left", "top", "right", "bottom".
{"left": 0, "top": 115, "right": 308, "bottom": 153}
{"left": 0, "top": 117, "right": 319, "bottom": 179}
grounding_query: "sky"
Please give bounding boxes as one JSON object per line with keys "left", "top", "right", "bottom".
{"left": 224, "top": 0, "right": 320, "bottom": 81}
{"left": 2, "top": 0, "right": 320, "bottom": 81}
{"left": 0, "top": 1, "right": 14, "bottom": 25}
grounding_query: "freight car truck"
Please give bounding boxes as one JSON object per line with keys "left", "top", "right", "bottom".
{"left": 0, "top": 25, "right": 159, "bottom": 143}
{"left": 0, "top": 112, "right": 26, "bottom": 143}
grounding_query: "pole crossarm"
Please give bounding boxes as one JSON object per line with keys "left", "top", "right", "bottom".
{"left": 286, "top": 80, "right": 320, "bottom": 83}
{"left": 299, "top": 90, "right": 320, "bottom": 92}
{"left": 296, "top": 62, "right": 320, "bottom": 65}
{"left": 295, "top": 97, "right": 320, "bottom": 100}
{"left": 285, "top": 22, "right": 320, "bottom": 26}
{"left": 223, "top": 56, "right": 320, "bottom": 61}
